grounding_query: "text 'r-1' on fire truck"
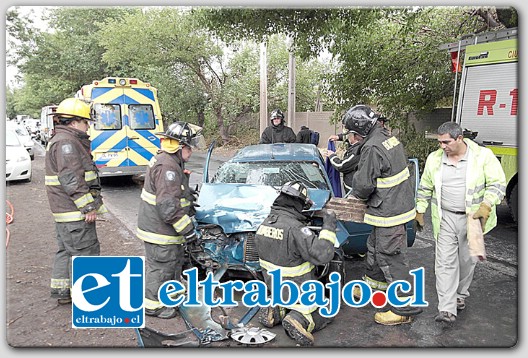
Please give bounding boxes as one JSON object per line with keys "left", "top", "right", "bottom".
{"left": 440, "top": 27, "right": 518, "bottom": 222}
{"left": 75, "top": 77, "right": 164, "bottom": 177}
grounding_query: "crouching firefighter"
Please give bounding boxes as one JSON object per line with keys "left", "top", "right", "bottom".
{"left": 136, "top": 121, "right": 205, "bottom": 319}
{"left": 255, "top": 181, "right": 338, "bottom": 346}
{"left": 45, "top": 98, "right": 107, "bottom": 304}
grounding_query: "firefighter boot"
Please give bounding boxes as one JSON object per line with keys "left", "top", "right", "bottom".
{"left": 374, "top": 310, "right": 413, "bottom": 326}
{"left": 282, "top": 311, "right": 315, "bottom": 347}
{"left": 51, "top": 288, "right": 71, "bottom": 305}
{"left": 258, "top": 306, "right": 285, "bottom": 328}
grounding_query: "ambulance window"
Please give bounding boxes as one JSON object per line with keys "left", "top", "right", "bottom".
{"left": 93, "top": 103, "right": 122, "bottom": 130}
{"left": 129, "top": 104, "right": 155, "bottom": 130}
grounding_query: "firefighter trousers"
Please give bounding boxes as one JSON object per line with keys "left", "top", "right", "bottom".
{"left": 144, "top": 242, "right": 185, "bottom": 309}
{"left": 51, "top": 221, "right": 100, "bottom": 296}
{"left": 364, "top": 224, "right": 414, "bottom": 295}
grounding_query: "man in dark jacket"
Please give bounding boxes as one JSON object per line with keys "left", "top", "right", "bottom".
{"left": 45, "top": 98, "right": 107, "bottom": 305}
{"left": 296, "top": 125, "right": 312, "bottom": 144}
{"left": 259, "top": 109, "right": 297, "bottom": 144}
{"left": 136, "top": 121, "right": 205, "bottom": 319}
{"left": 346, "top": 105, "right": 422, "bottom": 326}
{"left": 326, "top": 131, "right": 362, "bottom": 194}
{"left": 255, "top": 181, "right": 337, "bottom": 346}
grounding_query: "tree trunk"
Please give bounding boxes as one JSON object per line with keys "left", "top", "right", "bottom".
{"left": 214, "top": 105, "right": 229, "bottom": 145}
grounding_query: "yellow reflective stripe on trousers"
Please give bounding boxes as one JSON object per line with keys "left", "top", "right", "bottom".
{"left": 364, "top": 208, "right": 416, "bottom": 227}
{"left": 45, "top": 175, "right": 61, "bottom": 185}
{"left": 136, "top": 227, "right": 186, "bottom": 245}
{"left": 74, "top": 193, "right": 94, "bottom": 209}
{"left": 319, "top": 229, "right": 336, "bottom": 245}
{"left": 376, "top": 167, "right": 410, "bottom": 189}
{"left": 52, "top": 211, "right": 85, "bottom": 222}
{"left": 85, "top": 171, "right": 97, "bottom": 182}
{"left": 141, "top": 189, "right": 156, "bottom": 206}
{"left": 259, "top": 259, "right": 314, "bottom": 277}
{"left": 172, "top": 215, "right": 192, "bottom": 233}
{"left": 51, "top": 278, "right": 71, "bottom": 289}
{"left": 180, "top": 198, "right": 190, "bottom": 207}
{"left": 363, "top": 275, "right": 388, "bottom": 290}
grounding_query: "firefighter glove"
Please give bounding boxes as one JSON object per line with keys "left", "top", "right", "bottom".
{"left": 415, "top": 212, "right": 425, "bottom": 231}
{"left": 322, "top": 209, "right": 337, "bottom": 232}
{"left": 473, "top": 202, "right": 491, "bottom": 229}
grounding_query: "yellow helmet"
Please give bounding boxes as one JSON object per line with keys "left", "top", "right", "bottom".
{"left": 53, "top": 98, "right": 93, "bottom": 123}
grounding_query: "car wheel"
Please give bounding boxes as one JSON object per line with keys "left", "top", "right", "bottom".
{"left": 30, "top": 154, "right": 35, "bottom": 161}
{"left": 24, "top": 173, "right": 32, "bottom": 183}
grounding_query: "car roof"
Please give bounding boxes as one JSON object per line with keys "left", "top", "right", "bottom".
{"left": 230, "top": 143, "right": 322, "bottom": 163}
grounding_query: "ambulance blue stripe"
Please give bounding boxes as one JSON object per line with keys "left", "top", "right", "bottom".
{"left": 136, "top": 130, "right": 160, "bottom": 144}
{"left": 133, "top": 145, "right": 155, "bottom": 161}
{"left": 121, "top": 158, "right": 137, "bottom": 167}
{"left": 91, "top": 131, "right": 116, "bottom": 149}
{"left": 133, "top": 88, "right": 155, "bottom": 101}
{"left": 109, "top": 95, "right": 140, "bottom": 105}
{"left": 92, "top": 87, "right": 113, "bottom": 100}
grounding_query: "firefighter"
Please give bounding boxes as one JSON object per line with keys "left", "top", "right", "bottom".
{"left": 259, "top": 109, "right": 297, "bottom": 144}
{"left": 346, "top": 104, "right": 422, "bottom": 325}
{"left": 255, "top": 181, "right": 337, "bottom": 346}
{"left": 45, "top": 98, "right": 107, "bottom": 304}
{"left": 136, "top": 121, "right": 205, "bottom": 319}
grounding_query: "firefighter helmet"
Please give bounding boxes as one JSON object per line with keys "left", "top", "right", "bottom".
{"left": 280, "top": 181, "right": 314, "bottom": 210}
{"left": 270, "top": 109, "right": 285, "bottom": 126}
{"left": 341, "top": 105, "right": 379, "bottom": 137}
{"left": 53, "top": 98, "right": 93, "bottom": 124}
{"left": 157, "top": 121, "right": 205, "bottom": 149}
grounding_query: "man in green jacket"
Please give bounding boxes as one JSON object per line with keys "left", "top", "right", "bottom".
{"left": 416, "top": 121, "right": 506, "bottom": 323}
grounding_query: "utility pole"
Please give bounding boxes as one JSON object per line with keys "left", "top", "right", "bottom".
{"left": 259, "top": 42, "right": 268, "bottom": 135}
{"left": 287, "top": 37, "right": 295, "bottom": 128}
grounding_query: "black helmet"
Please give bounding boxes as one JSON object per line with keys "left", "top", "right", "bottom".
{"left": 270, "top": 109, "right": 285, "bottom": 125}
{"left": 341, "top": 105, "right": 379, "bottom": 137}
{"left": 157, "top": 121, "right": 205, "bottom": 149}
{"left": 280, "top": 181, "right": 314, "bottom": 210}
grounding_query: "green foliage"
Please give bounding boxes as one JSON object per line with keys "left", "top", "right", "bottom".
{"left": 398, "top": 122, "right": 439, "bottom": 174}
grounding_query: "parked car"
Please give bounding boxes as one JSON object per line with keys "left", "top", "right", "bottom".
{"left": 190, "top": 143, "right": 419, "bottom": 281}
{"left": 6, "top": 121, "right": 35, "bottom": 160}
{"left": 40, "top": 105, "right": 58, "bottom": 146}
{"left": 6, "top": 129, "right": 32, "bottom": 182}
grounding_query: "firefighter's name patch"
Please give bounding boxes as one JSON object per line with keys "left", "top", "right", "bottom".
{"left": 256, "top": 225, "right": 284, "bottom": 240}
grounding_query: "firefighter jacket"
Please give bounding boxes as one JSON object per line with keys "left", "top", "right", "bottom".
{"left": 255, "top": 201, "right": 337, "bottom": 315}
{"left": 296, "top": 126, "right": 312, "bottom": 144}
{"left": 328, "top": 141, "right": 361, "bottom": 191}
{"left": 416, "top": 138, "right": 506, "bottom": 238}
{"left": 351, "top": 126, "right": 415, "bottom": 227}
{"left": 260, "top": 123, "right": 297, "bottom": 144}
{"left": 136, "top": 150, "right": 194, "bottom": 245}
{"left": 45, "top": 126, "right": 106, "bottom": 222}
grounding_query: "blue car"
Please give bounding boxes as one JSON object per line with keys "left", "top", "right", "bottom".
{"left": 191, "top": 143, "right": 418, "bottom": 280}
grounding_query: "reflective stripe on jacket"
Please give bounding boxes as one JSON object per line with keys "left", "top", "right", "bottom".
{"left": 416, "top": 138, "right": 506, "bottom": 238}
{"left": 136, "top": 150, "right": 194, "bottom": 245}
{"left": 351, "top": 126, "right": 415, "bottom": 227}
{"left": 45, "top": 126, "right": 106, "bottom": 222}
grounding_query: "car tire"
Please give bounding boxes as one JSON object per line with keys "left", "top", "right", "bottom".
{"left": 30, "top": 154, "right": 34, "bottom": 161}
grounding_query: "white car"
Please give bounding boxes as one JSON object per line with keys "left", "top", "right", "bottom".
{"left": 6, "top": 121, "right": 34, "bottom": 160}
{"left": 6, "top": 129, "right": 32, "bottom": 182}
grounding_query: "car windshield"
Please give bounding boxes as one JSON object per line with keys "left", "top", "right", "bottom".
{"left": 212, "top": 161, "right": 329, "bottom": 190}
{"left": 6, "top": 130, "right": 21, "bottom": 146}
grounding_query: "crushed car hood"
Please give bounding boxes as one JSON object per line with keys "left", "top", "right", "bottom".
{"left": 195, "top": 183, "right": 330, "bottom": 234}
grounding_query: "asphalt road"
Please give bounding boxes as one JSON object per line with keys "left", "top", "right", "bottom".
{"left": 95, "top": 145, "right": 519, "bottom": 348}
